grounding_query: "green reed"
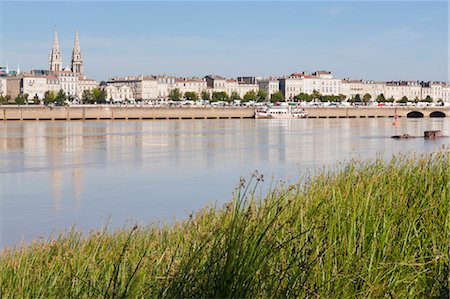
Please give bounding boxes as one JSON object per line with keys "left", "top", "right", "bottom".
{"left": 1, "top": 151, "right": 448, "bottom": 298}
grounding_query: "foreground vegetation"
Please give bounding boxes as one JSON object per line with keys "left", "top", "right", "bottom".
{"left": 1, "top": 152, "right": 448, "bottom": 298}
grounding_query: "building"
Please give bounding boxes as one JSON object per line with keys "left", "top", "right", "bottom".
{"left": 0, "top": 77, "right": 6, "bottom": 97}
{"left": 5, "top": 30, "right": 96, "bottom": 100}
{"left": 205, "top": 75, "right": 226, "bottom": 92}
{"left": 156, "top": 75, "right": 176, "bottom": 99}
{"left": 385, "top": 81, "right": 422, "bottom": 101}
{"left": 49, "top": 30, "right": 62, "bottom": 72}
{"left": 105, "top": 84, "right": 134, "bottom": 102}
{"left": 341, "top": 80, "right": 385, "bottom": 100}
{"left": 258, "top": 78, "right": 279, "bottom": 98}
{"left": 71, "top": 31, "right": 83, "bottom": 74}
{"left": 237, "top": 76, "right": 261, "bottom": 85}
{"left": 107, "top": 75, "right": 158, "bottom": 100}
{"left": 174, "top": 77, "right": 207, "bottom": 96}
{"left": 237, "top": 83, "right": 259, "bottom": 98}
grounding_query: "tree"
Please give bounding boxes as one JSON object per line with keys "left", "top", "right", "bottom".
{"left": 338, "top": 94, "right": 347, "bottom": 102}
{"left": 82, "top": 90, "right": 94, "bottom": 104}
{"left": 362, "top": 93, "right": 372, "bottom": 105}
{"left": 413, "top": 96, "right": 420, "bottom": 103}
{"left": 423, "top": 95, "right": 433, "bottom": 103}
{"left": 270, "top": 91, "right": 284, "bottom": 103}
{"left": 14, "top": 94, "right": 27, "bottom": 105}
{"left": 311, "top": 90, "right": 322, "bottom": 102}
{"left": 4, "top": 95, "right": 12, "bottom": 104}
{"left": 386, "top": 97, "right": 395, "bottom": 103}
{"left": 184, "top": 91, "right": 198, "bottom": 101}
{"left": 229, "top": 91, "right": 241, "bottom": 102}
{"left": 168, "top": 88, "right": 182, "bottom": 101}
{"left": 376, "top": 93, "right": 386, "bottom": 102}
{"left": 0, "top": 95, "right": 5, "bottom": 105}
{"left": 44, "top": 90, "right": 56, "bottom": 105}
{"left": 201, "top": 91, "right": 210, "bottom": 102}
{"left": 397, "top": 96, "right": 408, "bottom": 103}
{"left": 92, "top": 88, "right": 107, "bottom": 104}
{"left": 257, "top": 90, "right": 268, "bottom": 102}
{"left": 242, "top": 90, "right": 257, "bottom": 102}
{"left": 211, "top": 91, "right": 228, "bottom": 102}
{"left": 55, "top": 89, "right": 66, "bottom": 106}
{"left": 351, "top": 94, "right": 362, "bottom": 103}
{"left": 320, "top": 95, "right": 340, "bottom": 102}
{"left": 32, "top": 94, "right": 40, "bottom": 105}
{"left": 293, "top": 93, "right": 311, "bottom": 102}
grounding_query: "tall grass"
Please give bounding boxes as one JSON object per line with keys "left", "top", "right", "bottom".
{"left": 1, "top": 151, "right": 448, "bottom": 298}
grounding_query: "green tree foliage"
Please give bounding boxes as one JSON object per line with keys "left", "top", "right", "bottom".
{"left": 44, "top": 91, "right": 56, "bottom": 105}
{"left": 229, "top": 91, "right": 241, "bottom": 102}
{"left": 242, "top": 91, "right": 257, "bottom": 102}
{"left": 311, "top": 90, "right": 322, "bottom": 102}
{"left": 293, "top": 93, "right": 311, "bottom": 102}
{"left": 397, "top": 96, "right": 408, "bottom": 104}
{"left": 211, "top": 91, "right": 229, "bottom": 102}
{"left": 55, "top": 90, "right": 67, "bottom": 106}
{"left": 32, "top": 95, "right": 40, "bottom": 105}
{"left": 14, "top": 94, "right": 28, "bottom": 105}
{"left": 184, "top": 92, "right": 199, "bottom": 101}
{"left": 270, "top": 91, "right": 284, "bottom": 103}
{"left": 352, "top": 94, "right": 362, "bottom": 103}
{"left": 82, "top": 90, "right": 94, "bottom": 104}
{"left": 201, "top": 91, "right": 210, "bottom": 102}
{"left": 423, "top": 95, "right": 433, "bottom": 103}
{"left": 362, "top": 93, "right": 372, "bottom": 105}
{"left": 92, "top": 88, "right": 107, "bottom": 104}
{"left": 386, "top": 97, "right": 395, "bottom": 103}
{"left": 338, "top": 94, "right": 347, "bottom": 102}
{"left": 257, "top": 90, "right": 268, "bottom": 102}
{"left": 376, "top": 94, "right": 386, "bottom": 102}
{"left": 0, "top": 95, "right": 6, "bottom": 105}
{"left": 169, "top": 88, "right": 182, "bottom": 101}
{"left": 320, "top": 95, "right": 341, "bottom": 102}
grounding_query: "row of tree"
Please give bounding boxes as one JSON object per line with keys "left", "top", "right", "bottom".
{"left": 0, "top": 90, "right": 436, "bottom": 106}
{"left": 0, "top": 88, "right": 108, "bottom": 106}
{"left": 292, "top": 91, "right": 435, "bottom": 104}
{"left": 350, "top": 93, "right": 434, "bottom": 104}
{"left": 168, "top": 89, "right": 285, "bottom": 103}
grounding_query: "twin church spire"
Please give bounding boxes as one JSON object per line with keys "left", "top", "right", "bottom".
{"left": 49, "top": 30, "right": 83, "bottom": 74}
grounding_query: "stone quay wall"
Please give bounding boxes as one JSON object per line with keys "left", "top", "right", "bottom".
{"left": 0, "top": 106, "right": 448, "bottom": 121}
{"left": 0, "top": 106, "right": 256, "bottom": 121}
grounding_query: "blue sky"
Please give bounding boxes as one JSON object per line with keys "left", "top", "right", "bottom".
{"left": 0, "top": 1, "right": 448, "bottom": 81}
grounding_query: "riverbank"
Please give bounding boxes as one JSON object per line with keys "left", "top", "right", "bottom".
{"left": 0, "top": 105, "right": 448, "bottom": 120}
{"left": 1, "top": 152, "right": 448, "bottom": 297}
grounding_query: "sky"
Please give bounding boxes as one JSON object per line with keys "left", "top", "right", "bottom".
{"left": 0, "top": 1, "right": 448, "bottom": 81}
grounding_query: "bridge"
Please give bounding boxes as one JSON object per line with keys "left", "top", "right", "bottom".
{"left": 303, "top": 106, "right": 449, "bottom": 118}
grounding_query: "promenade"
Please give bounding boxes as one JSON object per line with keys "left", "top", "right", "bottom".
{"left": 0, "top": 106, "right": 448, "bottom": 120}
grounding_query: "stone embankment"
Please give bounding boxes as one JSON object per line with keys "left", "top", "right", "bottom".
{"left": 0, "top": 106, "right": 255, "bottom": 120}
{"left": 0, "top": 106, "right": 448, "bottom": 121}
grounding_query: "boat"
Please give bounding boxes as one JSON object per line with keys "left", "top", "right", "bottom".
{"left": 256, "top": 105, "right": 308, "bottom": 119}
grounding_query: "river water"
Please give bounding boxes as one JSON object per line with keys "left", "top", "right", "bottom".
{"left": 1, "top": 118, "right": 448, "bottom": 247}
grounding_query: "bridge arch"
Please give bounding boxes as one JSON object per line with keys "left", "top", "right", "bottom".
{"left": 406, "top": 111, "right": 424, "bottom": 118}
{"left": 430, "top": 111, "right": 446, "bottom": 118}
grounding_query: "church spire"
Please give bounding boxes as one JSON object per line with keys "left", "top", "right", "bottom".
{"left": 49, "top": 29, "right": 62, "bottom": 72}
{"left": 71, "top": 30, "right": 83, "bottom": 74}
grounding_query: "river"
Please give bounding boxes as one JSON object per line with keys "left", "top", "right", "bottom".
{"left": 1, "top": 118, "right": 448, "bottom": 247}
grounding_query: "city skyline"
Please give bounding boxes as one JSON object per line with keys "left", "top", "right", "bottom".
{"left": 1, "top": 1, "right": 448, "bottom": 82}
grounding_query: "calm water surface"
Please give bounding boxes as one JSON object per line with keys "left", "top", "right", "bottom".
{"left": 1, "top": 118, "right": 449, "bottom": 246}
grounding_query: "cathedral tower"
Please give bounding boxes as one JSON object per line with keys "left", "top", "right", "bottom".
{"left": 49, "top": 30, "right": 62, "bottom": 72}
{"left": 71, "top": 30, "right": 83, "bottom": 74}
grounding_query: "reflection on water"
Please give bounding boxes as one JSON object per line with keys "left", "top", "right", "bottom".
{"left": 1, "top": 118, "right": 449, "bottom": 246}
